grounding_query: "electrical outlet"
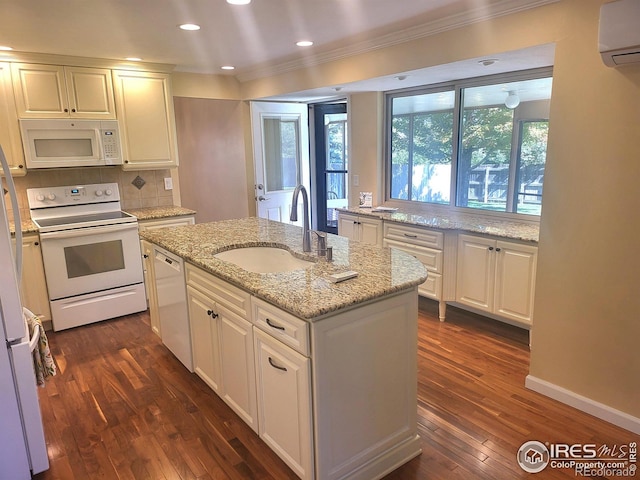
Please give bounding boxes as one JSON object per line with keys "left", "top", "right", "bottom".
{"left": 353, "top": 174, "right": 359, "bottom": 186}
{"left": 164, "top": 177, "right": 173, "bottom": 190}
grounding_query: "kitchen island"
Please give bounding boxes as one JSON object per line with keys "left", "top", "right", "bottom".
{"left": 141, "top": 217, "right": 427, "bottom": 480}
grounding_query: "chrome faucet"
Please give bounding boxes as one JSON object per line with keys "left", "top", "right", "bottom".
{"left": 290, "top": 185, "right": 311, "bottom": 252}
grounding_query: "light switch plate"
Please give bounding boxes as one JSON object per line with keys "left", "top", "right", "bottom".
{"left": 164, "top": 177, "right": 173, "bottom": 190}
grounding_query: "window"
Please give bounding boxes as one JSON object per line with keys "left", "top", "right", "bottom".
{"left": 387, "top": 70, "right": 552, "bottom": 216}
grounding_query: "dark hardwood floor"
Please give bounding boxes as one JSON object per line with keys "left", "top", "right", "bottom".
{"left": 34, "top": 299, "right": 639, "bottom": 479}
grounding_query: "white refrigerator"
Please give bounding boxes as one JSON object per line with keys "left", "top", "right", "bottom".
{"left": 0, "top": 145, "right": 49, "bottom": 478}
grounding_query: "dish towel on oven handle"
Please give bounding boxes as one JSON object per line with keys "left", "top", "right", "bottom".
{"left": 24, "top": 308, "right": 56, "bottom": 386}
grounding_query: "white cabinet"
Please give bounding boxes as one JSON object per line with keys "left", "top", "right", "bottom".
{"left": 12, "top": 234, "right": 51, "bottom": 323}
{"left": 112, "top": 70, "right": 179, "bottom": 170}
{"left": 140, "top": 239, "right": 160, "bottom": 337}
{"left": 0, "top": 62, "right": 25, "bottom": 175}
{"left": 185, "top": 263, "right": 257, "bottom": 432}
{"left": 186, "top": 284, "right": 223, "bottom": 394}
{"left": 11, "top": 63, "right": 116, "bottom": 119}
{"left": 254, "top": 328, "right": 313, "bottom": 480}
{"left": 337, "top": 212, "right": 382, "bottom": 246}
{"left": 456, "top": 234, "right": 537, "bottom": 325}
{"left": 384, "top": 222, "right": 445, "bottom": 315}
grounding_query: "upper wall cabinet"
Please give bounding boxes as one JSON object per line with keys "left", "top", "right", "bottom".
{"left": 112, "top": 70, "right": 179, "bottom": 170}
{"left": 0, "top": 63, "right": 26, "bottom": 175}
{"left": 11, "top": 63, "right": 116, "bottom": 119}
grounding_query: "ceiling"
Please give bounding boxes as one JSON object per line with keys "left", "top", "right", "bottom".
{"left": 0, "top": 0, "right": 557, "bottom": 101}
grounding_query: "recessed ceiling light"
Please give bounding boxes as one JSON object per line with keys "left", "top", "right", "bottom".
{"left": 221, "top": 65, "right": 235, "bottom": 70}
{"left": 227, "top": 0, "right": 251, "bottom": 4}
{"left": 296, "top": 40, "right": 313, "bottom": 47}
{"left": 179, "top": 23, "right": 201, "bottom": 31}
{"left": 126, "top": 57, "right": 142, "bottom": 62}
{"left": 479, "top": 58, "right": 498, "bottom": 66}
{"left": 0, "top": 46, "right": 13, "bottom": 51}
{"left": 395, "top": 75, "right": 408, "bottom": 81}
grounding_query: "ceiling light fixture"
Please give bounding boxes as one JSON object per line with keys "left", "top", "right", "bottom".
{"left": 221, "top": 65, "right": 235, "bottom": 70}
{"left": 126, "top": 57, "right": 142, "bottom": 62}
{"left": 227, "top": 0, "right": 251, "bottom": 4}
{"left": 334, "top": 87, "right": 343, "bottom": 92}
{"left": 395, "top": 75, "right": 408, "bottom": 81}
{"left": 505, "top": 90, "right": 520, "bottom": 109}
{"left": 296, "top": 40, "right": 313, "bottom": 47}
{"left": 0, "top": 46, "right": 13, "bottom": 51}
{"left": 179, "top": 23, "right": 201, "bottom": 31}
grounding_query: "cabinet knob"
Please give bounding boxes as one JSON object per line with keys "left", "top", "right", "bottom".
{"left": 488, "top": 246, "right": 494, "bottom": 251}
{"left": 143, "top": 254, "right": 149, "bottom": 258}
{"left": 71, "top": 108, "right": 76, "bottom": 112}
{"left": 64, "top": 108, "right": 69, "bottom": 112}
{"left": 18, "top": 164, "right": 24, "bottom": 169}
{"left": 34, "top": 241, "right": 39, "bottom": 246}
{"left": 496, "top": 247, "right": 501, "bottom": 252}
{"left": 207, "top": 309, "right": 218, "bottom": 319}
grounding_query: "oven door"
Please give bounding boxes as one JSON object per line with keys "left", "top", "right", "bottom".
{"left": 39, "top": 222, "right": 143, "bottom": 300}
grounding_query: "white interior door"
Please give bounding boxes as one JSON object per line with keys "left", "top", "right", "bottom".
{"left": 251, "top": 101, "right": 310, "bottom": 225}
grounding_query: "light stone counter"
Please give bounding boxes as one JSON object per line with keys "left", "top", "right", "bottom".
{"left": 338, "top": 206, "right": 540, "bottom": 243}
{"left": 124, "top": 206, "right": 196, "bottom": 221}
{"left": 140, "top": 217, "right": 427, "bottom": 320}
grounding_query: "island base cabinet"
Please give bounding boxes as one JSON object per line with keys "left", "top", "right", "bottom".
{"left": 312, "top": 289, "right": 421, "bottom": 480}
{"left": 254, "top": 328, "right": 313, "bottom": 480}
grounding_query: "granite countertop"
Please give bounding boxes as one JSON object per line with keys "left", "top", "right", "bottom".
{"left": 140, "top": 217, "right": 428, "bottom": 321}
{"left": 124, "top": 206, "right": 196, "bottom": 221}
{"left": 8, "top": 209, "right": 39, "bottom": 235}
{"left": 338, "top": 206, "right": 540, "bottom": 243}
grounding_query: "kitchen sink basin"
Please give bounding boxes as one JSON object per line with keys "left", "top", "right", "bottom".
{"left": 214, "top": 246, "right": 314, "bottom": 273}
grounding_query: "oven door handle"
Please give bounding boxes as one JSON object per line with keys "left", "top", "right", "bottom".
{"left": 39, "top": 222, "right": 139, "bottom": 240}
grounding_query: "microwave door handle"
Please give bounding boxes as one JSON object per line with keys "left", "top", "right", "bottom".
{"left": 39, "top": 223, "right": 138, "bottom": 240}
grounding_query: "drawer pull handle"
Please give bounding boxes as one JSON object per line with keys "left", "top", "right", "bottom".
{"left": 268, "top": 357, "right": 287, "bottom": 372}
{"left": 403, "top": 233, "right": 418, "bottom": 238}
{"left": 266, "top": 318, "right": 285, "bottom": 330}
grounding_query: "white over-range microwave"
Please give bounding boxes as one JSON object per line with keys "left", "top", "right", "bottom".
{"left": 20, "top": 119, "right": 123, "bottom": 169}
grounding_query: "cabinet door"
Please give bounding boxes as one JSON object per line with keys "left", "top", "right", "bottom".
{"left": 359, "top": 217, "right": 382, "bottom": 246}
{"left": 11, "top": 63, "right": 68, "bottom": 117}
{"left": 337, "top": 213, "right": 358, "bottom": 240}
{"left": 187, "top": 285, "right": 223, "bottom": 394}
{"left": 219, "top": 306, "right": 258, "bottom": 432}
{"left": 141, "top": 240, "right": 160, "bottom": 337}
{"left": 0, "top": 63, "right": 25, "bottom": 175}
{"left": 456, "top": 234, "right": 495, "bottom": 313}
{"left": 112, "top": 70, "right": 179, "bottom": 169}
{"left": 254, "top": 328, "right": 313, "bottom": 480}
{"left": 16, "top": 235, "right": 51, "bottom": 322}
{"left": 64, "top": 67, "right": 116, "bottom": 119}
{"left": 494, "top": 241, "right": 538, "bottom": 324}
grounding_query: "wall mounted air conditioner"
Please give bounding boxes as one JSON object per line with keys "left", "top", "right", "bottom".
{"left": 599, "top": 0, "right": 640, "bottom": 67}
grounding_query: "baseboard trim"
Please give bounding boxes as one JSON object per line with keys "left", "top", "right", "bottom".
{"left": 525, "top": 375, "right": 640, "bottom": 435}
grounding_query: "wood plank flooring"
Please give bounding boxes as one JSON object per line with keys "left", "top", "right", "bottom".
{"left": 33, "top": 299, "right": 639, "bottom": 479}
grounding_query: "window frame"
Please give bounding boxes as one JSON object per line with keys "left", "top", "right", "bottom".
{"left": 384, "top": 67, "right": 553, "bottom": 221}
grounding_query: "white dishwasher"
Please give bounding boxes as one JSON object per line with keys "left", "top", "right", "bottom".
{"left": 154, "top": 246, "right": 193, "bottom": 372}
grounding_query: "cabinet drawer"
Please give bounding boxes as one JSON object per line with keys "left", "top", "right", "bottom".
{"left": 384, "top": 222, "right": 443, "bottom": 249}
{"left": 252, "top": 297, "right": 310, "bottom": 357}
{"left": 186, "top": 264, "right": 250, "bottom": 319}
{"left": 418, "top": 272, "right": 442, "bottom": 300}
{"left": 384, "top": 239, "right": 443, "bottom": 273}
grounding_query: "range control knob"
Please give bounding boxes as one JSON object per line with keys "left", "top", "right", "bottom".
{"left": 36, "top": 194, "right": 45, "bottom": 202}
{"left": 105, "top": 189, "right": 113, "bottom": 196}
{"left": 47, "top": 193, "right": 56, "bottom": 201}
{"left": 95, "top": 190, "right": 103, "bottom": 197}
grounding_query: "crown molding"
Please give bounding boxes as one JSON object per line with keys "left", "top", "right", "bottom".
{"left": 236, "top": 0, "right": 559, "bottom": 83}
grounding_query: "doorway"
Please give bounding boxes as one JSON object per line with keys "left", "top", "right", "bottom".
{"left": 312, "top": 103, "right": 348, "bottom": 234}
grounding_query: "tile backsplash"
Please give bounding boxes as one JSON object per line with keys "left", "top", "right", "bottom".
{"left": 3, "top": 167, "right": 174, "bottom": 215}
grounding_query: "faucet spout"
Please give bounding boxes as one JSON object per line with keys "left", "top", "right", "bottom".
{"left": 290, "top": 185, "right": 311, "bottom": 252}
